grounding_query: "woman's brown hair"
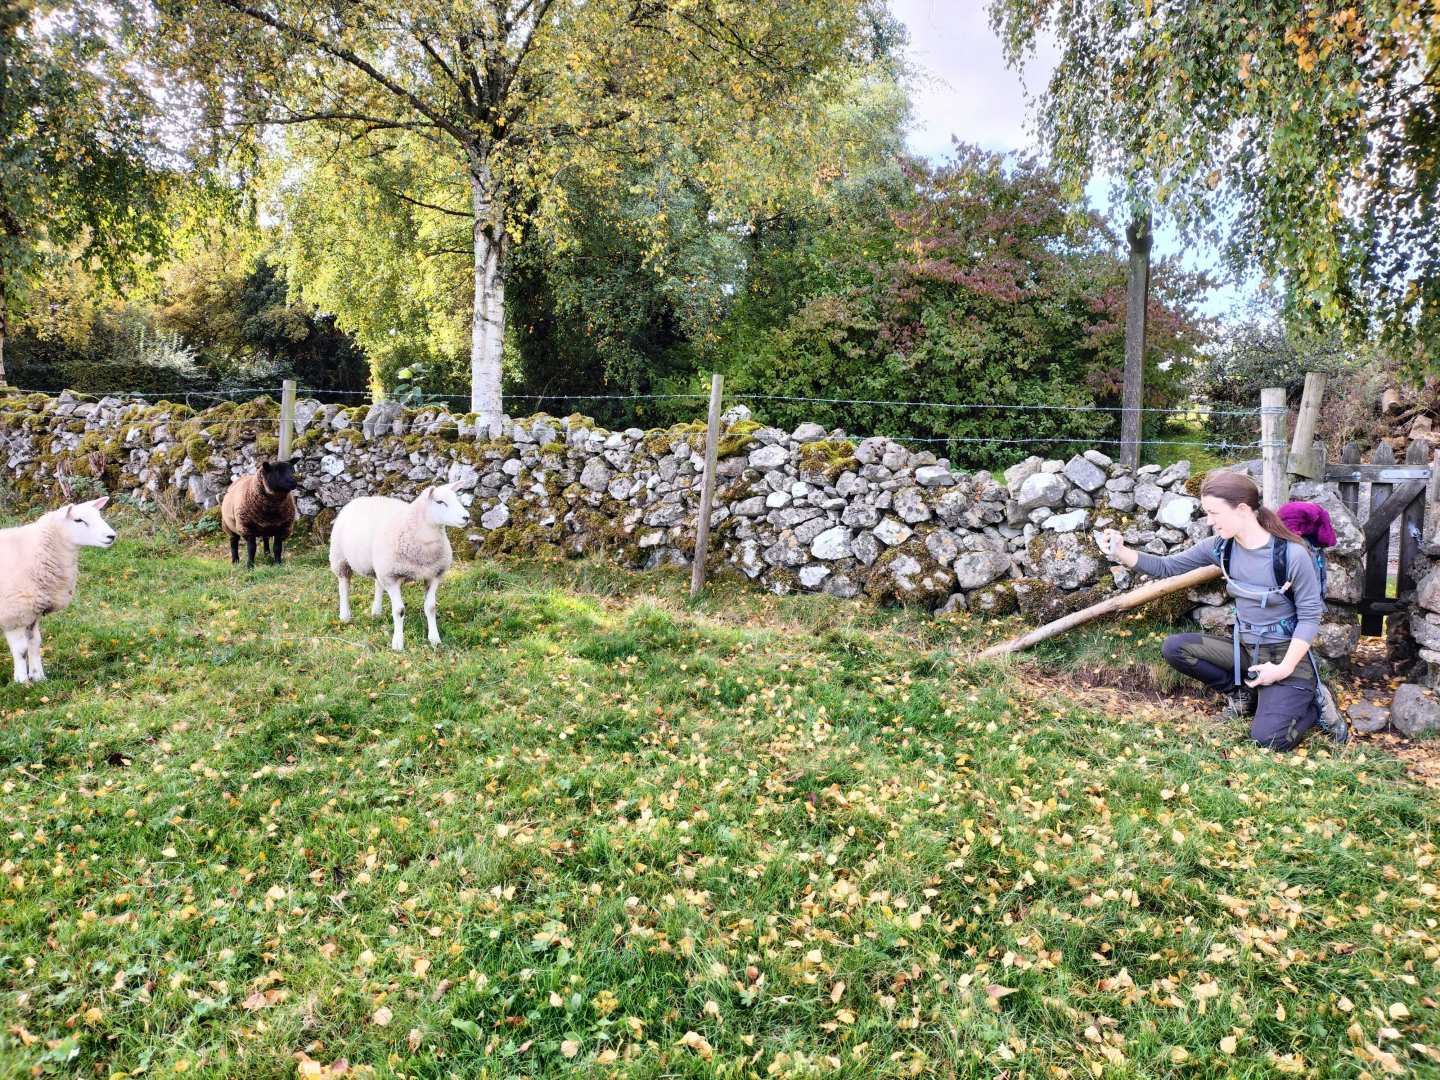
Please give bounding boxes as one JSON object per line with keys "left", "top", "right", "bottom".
{"left": 1199, "top": 470, "right": 1305, "bottom": 544}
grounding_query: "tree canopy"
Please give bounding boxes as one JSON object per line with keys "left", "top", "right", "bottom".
{"left": 989, "top": 0, "right": 1440, "bottom": 359}
{"left": 0, "top": 1, "right": 183, "bottom": 385}
{"left": 160, "top": 0, "right": 904, "bottom": 416}
{"left": 709, "top": 147, "right": 1206, "bottom": 467}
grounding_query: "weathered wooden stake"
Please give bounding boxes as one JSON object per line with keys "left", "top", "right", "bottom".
{"left": 1288, "top": 372, "right": 1326, "bottom": 479}
{"left": 1362, "top": 441, "right": 1396, "bottom": 635}
{"left": 1260, "top": 387, "right": 1288, "bottom": 507}
{"left": 1338, "top": 442, "right": 1361, "bottom": 519}
{"left": 1399, "top": 437, "right": 1427, "bottom": 598}
{"left": 690, "top": 373, "right": 724, "bottom": 599}
{"left": 279, "top": 379, "right": 296, "bottom": 461}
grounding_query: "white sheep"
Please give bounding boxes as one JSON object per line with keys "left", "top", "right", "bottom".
{"left": 329, "top": 484, "right": 470, "bottom": 651}
{"left": 0, "top": 498, "right": 117, "bottom": 684}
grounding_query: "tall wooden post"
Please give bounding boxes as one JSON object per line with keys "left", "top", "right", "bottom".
{"left": 1260, "top": 387, "right": 1288, "bottom": 507}
{"left": 278, "top": 379, "right": 296, "bottom": 461}
{"left": 1287, "top": 372, "right": 1326, "bottom": 479}
{"left": 690, "top": 373, "right": 724, "bottom": 599}
{"left": 1362, "top": 441, "right": 1396, "bottom": 635}
{"left": 1399, "top": 437, "right": 1428, "bottom": 598}
{"left": 1120, "top": 212, "right": 1152, "bottom": 469}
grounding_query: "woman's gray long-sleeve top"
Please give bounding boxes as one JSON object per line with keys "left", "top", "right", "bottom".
{"left": 1133, "top": 536, "right": 1323, "bottom": 645}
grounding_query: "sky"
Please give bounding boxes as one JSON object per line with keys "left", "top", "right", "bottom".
{"left": 888, "top": 0, "right": 1251, "bottom": 320}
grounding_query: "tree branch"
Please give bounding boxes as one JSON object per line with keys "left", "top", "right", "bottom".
{"left": 409, "top": 26, "right": 465, "bottom": 100}
{"left": 378, "top": 186, "right": 471, "bottom": 219}
{"left": 212, "top": 0, "right": 474, "bottom": 148}
{"left": 497, "top": 0, "right": 555, "bottom": 103}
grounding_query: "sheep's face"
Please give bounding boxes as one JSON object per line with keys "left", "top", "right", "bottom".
{"left": 422, "top": 484, "right": 469, "bottom": 528}
{"left": 62, "top": 497, "right": 117, "bottom": 548}
{"left": 260, "top": 461, "right": 297, "bottom": 495}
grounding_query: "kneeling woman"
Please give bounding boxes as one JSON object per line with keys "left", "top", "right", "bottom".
{"left": 1097, "top": 470, "right": 1337, "bottom": 750}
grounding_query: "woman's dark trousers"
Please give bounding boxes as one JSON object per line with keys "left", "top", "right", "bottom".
{"left": 1160, "top": 633, "right": 1317, "bottom": 750}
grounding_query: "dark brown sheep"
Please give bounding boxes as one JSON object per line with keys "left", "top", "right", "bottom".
{"left": 221, "top": 461, "right": 298, "bottom": 568}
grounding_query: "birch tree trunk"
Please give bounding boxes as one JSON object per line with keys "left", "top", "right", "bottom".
{"left": 470, "top": 164, "right": 505, "bottom": 422}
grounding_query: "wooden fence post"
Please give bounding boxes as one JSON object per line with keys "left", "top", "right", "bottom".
{"left": 1338, "top": 442, "right": 1361, "bottom": 519}
{"left": 1399, "top": 438, "right": 1427, "bottom": 598}
{"left": 278, "top": 379, "right": 296, "bottom": 462}
{"left": 1119, "top": 213, "right": 1152, "bottom": 470}
{"left": 690, "top": 373, "right": 724, "bottom": 600}
{"left": 1288, "top": 372, "right": 1326, "bottom": 479}
{"left": 1362, "top": 441, "right": 1396, "bottom": 635}
{"left": 1260, "top": 387, "right": 1288, "bottom": 507}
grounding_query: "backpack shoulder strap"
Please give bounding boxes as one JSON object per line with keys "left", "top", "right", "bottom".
{"left": 1213, "top": 536, "right": 1231, "bottom": 575}
{"left": 1273, "top": 539, "right": 1291, "bottom": 591}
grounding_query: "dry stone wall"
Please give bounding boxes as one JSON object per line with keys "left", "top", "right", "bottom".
{"left": 0, "top": 391, "right": 1370, "bottom": 656}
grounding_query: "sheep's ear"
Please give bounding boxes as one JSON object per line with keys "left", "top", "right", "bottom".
{"left": 418, "top": 485, "right": 434, "bottom": 501}
{"left": 90, "top": 496, "right": 109, "bottom": 511}
{"left": 64, "top": 504, "right": 76, "bottom": 520}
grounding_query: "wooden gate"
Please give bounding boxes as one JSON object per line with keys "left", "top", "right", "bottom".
{"left": 1329, "top": 440, "right": 1437, "bottom": 634}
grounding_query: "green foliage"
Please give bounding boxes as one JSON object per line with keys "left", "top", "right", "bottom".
{"left": 277, "top": 147, "right": 476, "bottom": 397}
{"left": 710, "top": 148, "right": 1206, "bottom": 467}
{"left": 0, "top": 1, "right": 189, "bottom": 383}
{"left": 155, "top": 241, "right": 369, "bottom": 393}
{"left": 1186, "top": 319, "right": 1358, "bottom": 446}
{"left": 502, "top": 70, "right": 909, "bottom": 429}
{"left": 989, "top": 0, "right": 1440, "bottom": 366}
{"left": 7, "top": 225, "right": 368, "bottom": 396}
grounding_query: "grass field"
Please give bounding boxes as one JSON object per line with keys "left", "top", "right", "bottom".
{"left": 0, "top": 506, "right": 1436, "bottom": 1079}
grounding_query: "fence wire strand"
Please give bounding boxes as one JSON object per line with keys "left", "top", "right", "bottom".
{"left": 4, "top": 385, "right": 1259, "bottom": 453}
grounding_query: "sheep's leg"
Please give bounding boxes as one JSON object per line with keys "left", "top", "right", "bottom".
{"left": 423, "top": 578, "right": 441, "bottom": 646}
{"left": 5, "top": 628, "right": 29, "bottom": 685}
{"left": 245, "top": 536, "right": 257, "bottom": 570}
{"left": 272, "top": 536, "right": 284, "bottom": 565}
{"left": 386, "top": 580, "right": 406, "bottom": 652}
{"left": 229, "top": 534, "right": 240, "bottom": 564}
{"left": 370, "top": 579, "right": 383, "bottom": 618}
{"left": 263, "top": 537, "right": 272, "bottom": 558}
{"left": 336, "top": 571, "right": 352, "bottom": 623}
{"left": 26, "top": 623, "right": 44, "bottom": 682}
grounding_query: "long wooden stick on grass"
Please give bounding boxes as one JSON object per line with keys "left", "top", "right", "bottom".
{"left": 977, "top": 565, "right": 1222, "bottom": 660}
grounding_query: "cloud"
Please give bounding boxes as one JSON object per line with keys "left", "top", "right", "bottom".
{"left": 888, "top": 0, "right": 1058, "bottom": 159}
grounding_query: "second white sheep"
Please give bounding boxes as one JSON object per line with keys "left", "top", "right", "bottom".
{"left": 328, "top": 484, "right": 470, "bottom": 651}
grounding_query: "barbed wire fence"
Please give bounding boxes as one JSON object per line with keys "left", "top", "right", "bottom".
{"left": 5, "top": 380, "right": 1262, "bottom": 463}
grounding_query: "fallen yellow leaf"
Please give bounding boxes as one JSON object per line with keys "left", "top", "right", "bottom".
{"left": 679, "top": 1031, "right": 713, "bottom": 1061}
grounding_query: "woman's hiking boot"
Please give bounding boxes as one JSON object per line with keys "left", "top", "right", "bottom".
{"left": 1213, "top": 686, "right": 1256, "bottom": 723}
{"left": 1316, "top": 683, "right": 1349, "bottom": 744}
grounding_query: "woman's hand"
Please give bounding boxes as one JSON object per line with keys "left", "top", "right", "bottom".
{"left": 1095, "top": 529, "right": 1135, "bottom": 566}
{"left": 1244, "top": 662, "right": 1292, "bottom": 688}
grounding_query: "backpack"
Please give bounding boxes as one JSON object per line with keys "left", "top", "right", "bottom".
{"left": 1211, "top": 534, "right": 1327, "bottom": 600}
